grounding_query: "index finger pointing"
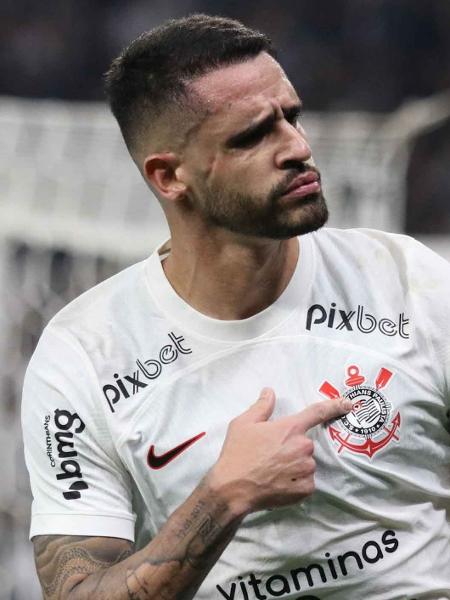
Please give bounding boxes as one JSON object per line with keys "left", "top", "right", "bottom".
{"left": 297, "top": 397, "right": 353, "bottom": 433}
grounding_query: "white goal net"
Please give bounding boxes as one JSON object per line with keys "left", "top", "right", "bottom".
{"left": 1, "top": 92, "right": 449, "bottom": 598}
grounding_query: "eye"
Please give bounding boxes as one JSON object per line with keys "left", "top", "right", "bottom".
{"left": 286, "top": 110, "right": 302, "bottom": 128}
{"left": 234, "top": 129, "right": 267, "bottom": 148}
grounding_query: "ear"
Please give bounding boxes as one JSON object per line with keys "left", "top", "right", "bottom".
{"left": 143, "top": 153, "right": 187, "bottom": 202}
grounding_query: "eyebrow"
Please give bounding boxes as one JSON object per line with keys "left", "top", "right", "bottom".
{"left": 225, "top": 102, "right": 303, "bottom": 148}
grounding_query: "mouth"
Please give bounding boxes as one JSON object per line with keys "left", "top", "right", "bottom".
{"left": 280, "top": 171, "right": 321, "bottom": 200}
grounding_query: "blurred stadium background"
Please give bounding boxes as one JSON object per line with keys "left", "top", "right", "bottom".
{"left": 1, "top": 1, "right": 449, "bottom": 597}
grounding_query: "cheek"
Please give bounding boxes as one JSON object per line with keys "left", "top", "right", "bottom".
{"left": 235, "top": 160, "right": 277, "bottom": 196}
{"left": 235, "top": 144, "right": 280, "bottom": 184}
{"left": 203, "top": 154, "right": 222, "bottom": 188}
{"left": 191, "top": 143, "right": 278, "bottom": 197}
{"left": 215, "top": 151, "right": 274, "bottom": 191}
{"left": 186, "top": 146, "right": 223, "bottom": 191}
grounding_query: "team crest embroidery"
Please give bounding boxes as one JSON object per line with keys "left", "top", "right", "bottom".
{"left": 319, "top": 365, "right": 400, "bottom": 458}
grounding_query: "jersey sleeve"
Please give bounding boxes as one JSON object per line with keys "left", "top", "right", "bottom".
{"left": 22, "top": 325, "right": 136, "bottom": 541}
{"left": 406, "top": 237, "right": 450, "bottom": 402}
{"left": 354, "top": 229, "right": 450, "bottom": 403}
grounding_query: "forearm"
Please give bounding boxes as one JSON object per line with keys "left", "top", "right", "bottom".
{"left": 35, "top": 392, "right": 349, "bottom": 599}
{"left": 67, "top": 479, "right": 242, "bottom": 600}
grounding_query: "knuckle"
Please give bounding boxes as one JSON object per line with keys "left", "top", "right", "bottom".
{"left": 297, "top": 436, "right": 314, "bottom": 455}
{"left": 306, "top": 457, "right": 316, "bottom": 475}
{"left": 303, "top": 437, "right": 314, "bottom": 455}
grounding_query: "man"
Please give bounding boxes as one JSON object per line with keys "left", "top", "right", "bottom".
{"left": 22, "top": 14, "right": 450, "bottom": 600}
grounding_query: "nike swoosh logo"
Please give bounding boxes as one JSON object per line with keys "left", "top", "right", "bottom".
{"left": 147, "top": 432, "right": 206, "bottom": 469}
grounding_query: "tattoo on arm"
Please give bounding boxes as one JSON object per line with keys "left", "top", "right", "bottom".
{"left": 124, "top": 497, "right": 238, "bottom": 599}
{"left": 34, "top": 535, "right": 134, "bottom": 600}
{"left": 33, "top": 484, "right": 242, "bottom": 599}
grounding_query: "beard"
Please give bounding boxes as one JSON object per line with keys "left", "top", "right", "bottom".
{"left": 197, "top": 166, "right": 329, "bottom": 239}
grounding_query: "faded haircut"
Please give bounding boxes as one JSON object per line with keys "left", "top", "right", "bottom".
{"left": 104, "top": 14, "right": 276, "bottom": 155}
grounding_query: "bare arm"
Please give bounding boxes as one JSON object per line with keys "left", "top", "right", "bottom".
{"left": 34, "top": 535, "right": 134, "bottom": 598}
{"left": 33, "top": 390, "right": 352, "bottom": 600}
{"left": 34, "top": 480, "right": 241, "bottom": 600}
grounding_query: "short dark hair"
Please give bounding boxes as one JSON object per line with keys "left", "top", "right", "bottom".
{"left": 104, "top": 14, "right": 276, "bottom": 154}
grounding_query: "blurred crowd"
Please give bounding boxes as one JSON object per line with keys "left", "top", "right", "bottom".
{"left": 1, "top": 0, "right": 449, "bottom": 233}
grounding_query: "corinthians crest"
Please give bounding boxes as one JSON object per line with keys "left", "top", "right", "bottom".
{"left": 319, "top": 365, "right": 400, "bottom": 458}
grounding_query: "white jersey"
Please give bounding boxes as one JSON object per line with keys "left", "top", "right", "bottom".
{"left": 22, "top": 228, "right": 450, "bottom": 600}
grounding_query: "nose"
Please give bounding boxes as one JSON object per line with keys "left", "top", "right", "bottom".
{"left": 274, "top": 121, "right": 312, "bottom": 169}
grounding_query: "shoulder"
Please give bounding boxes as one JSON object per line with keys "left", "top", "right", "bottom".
{"left": 21, "top": 260, "right": 153, "bottom": 433}
{"left": 311, "top": 227, "right": 450, "bottom": 280}
{"left": 312, "top": 228, "right": 450, "bottom": 370}
{"left": 49, "top": 257, "right": 149, "bottom": 333}
{"left": 25, "top": 255, "right": 156, "bottom": 389}
{"left": 313, "top": 226, "right": 422, "bottom": 254}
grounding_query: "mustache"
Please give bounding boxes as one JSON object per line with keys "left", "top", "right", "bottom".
{"left": 270, "top": 164, "right": 321, "bottom": 200}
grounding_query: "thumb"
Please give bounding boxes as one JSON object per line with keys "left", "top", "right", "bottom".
{"left": 239, "top": 387, "right": 276, "bottom": 424}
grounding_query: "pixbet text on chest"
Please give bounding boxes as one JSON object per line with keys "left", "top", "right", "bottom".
{"left": 306, "top": 302, "right": 409, "bottom": 338}
{"left": 102, "top": 332, "right": 192, "bottom": 412}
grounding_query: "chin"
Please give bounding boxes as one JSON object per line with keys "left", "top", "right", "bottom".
{"left": 268, "top": 193, "right": 329, "bottom": 239}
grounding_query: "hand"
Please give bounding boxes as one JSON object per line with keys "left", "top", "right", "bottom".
{"left": 208, "top": 387, "right": 352, "bottom": 516}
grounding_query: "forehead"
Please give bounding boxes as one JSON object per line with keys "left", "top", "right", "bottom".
{"left": 189, "top": 52, "right": 299, "bottom": 137}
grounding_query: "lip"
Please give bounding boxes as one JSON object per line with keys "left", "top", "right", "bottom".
{"left": 281, "top": 171, "right": 321, "bottom": 199}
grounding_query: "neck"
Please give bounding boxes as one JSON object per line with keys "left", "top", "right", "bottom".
{"left": 162, "top": 230, "right": 299, "bottom": 320}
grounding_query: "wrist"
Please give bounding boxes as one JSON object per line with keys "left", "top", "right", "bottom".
{"left": 203, "top": 466, "right": 252, "bottom": 521}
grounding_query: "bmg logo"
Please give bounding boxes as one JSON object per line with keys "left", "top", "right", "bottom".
{"left": 53, "top": 409, "right": 89, "bottom": 500}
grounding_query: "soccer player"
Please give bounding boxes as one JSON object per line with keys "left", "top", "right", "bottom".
{"left": 22, "top": 14, "right": 450, "bottom": 600}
